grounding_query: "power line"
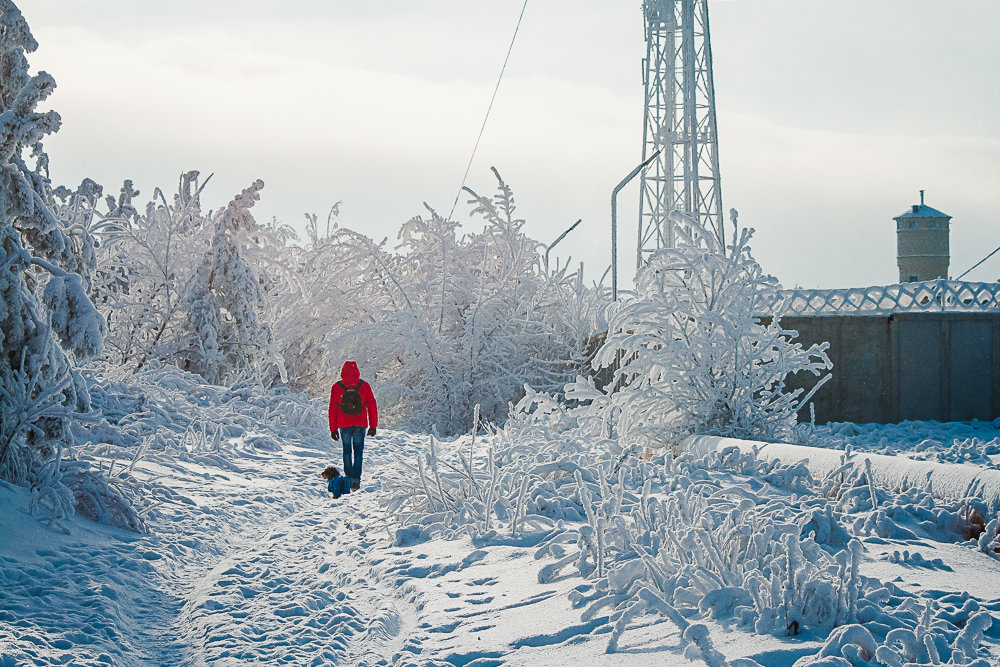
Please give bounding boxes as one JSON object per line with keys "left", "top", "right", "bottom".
{"left": 447, "top": 0, "right": 529, "bottom": 221}
{"left": 957, "top": 243, "right": 1000, "bottom": 281}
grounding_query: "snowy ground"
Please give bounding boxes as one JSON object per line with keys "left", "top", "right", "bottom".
{"left": 796, "top": 420, "right": 1000, "bottom": 468}
{"left": 3, "top": 375, "right": 1000, "bottom": 666}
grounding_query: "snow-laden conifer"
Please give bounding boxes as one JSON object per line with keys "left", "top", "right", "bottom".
{"left": 0, "top": 1, "right": 109, "bottom": 523}
{"left": 179, "top": 179, "right": 285, "bottom": 385}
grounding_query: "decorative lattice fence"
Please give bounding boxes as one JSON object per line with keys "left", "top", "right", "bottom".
{"left": 768, "top": 280, "right": 1000, "bottom": 316}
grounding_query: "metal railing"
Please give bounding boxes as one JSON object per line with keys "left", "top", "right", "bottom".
{"left": 768, "top": 279, "right": 1000, "bottom": 316}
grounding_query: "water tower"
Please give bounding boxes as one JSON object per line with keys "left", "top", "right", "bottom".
{"left": 895, "top": 190, "right": 952, "bottom": 283}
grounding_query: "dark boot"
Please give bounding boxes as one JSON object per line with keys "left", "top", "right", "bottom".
{"left": 350, "top": 480, "right": 360, "bottom": 490}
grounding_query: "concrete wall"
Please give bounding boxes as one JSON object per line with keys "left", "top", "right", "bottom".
{"left": 782, "top": 313, "right": 1000, "bottom": 424}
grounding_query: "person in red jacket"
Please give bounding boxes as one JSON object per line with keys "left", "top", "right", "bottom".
{"left": 329, "top": 360, "right": 378, "bottom": 490}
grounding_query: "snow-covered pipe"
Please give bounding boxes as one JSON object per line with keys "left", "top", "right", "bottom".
{"left": 681, "top": 435, "right": 1000, "bottom": 513}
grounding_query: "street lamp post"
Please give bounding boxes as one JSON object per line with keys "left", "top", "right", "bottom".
{"left": 611, "top": 148, "right": 662, "bottom": 301}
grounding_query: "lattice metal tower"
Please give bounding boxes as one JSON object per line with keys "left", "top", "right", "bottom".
{"left": 637, "top": 0, "right": 724, "bottom": 266}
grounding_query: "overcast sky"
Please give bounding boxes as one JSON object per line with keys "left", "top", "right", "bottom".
{"left": 25, "top": 0, "right": 1000, "bottom": 288}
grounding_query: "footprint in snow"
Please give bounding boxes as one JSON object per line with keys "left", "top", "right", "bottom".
{"left": 467, "top": 596, "right": 495, "bottom": 605}
{"left": 470, "top": 577, "right": 496, "bottom": 586}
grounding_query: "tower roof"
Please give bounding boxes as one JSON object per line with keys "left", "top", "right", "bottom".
{"left": 894, "top": 203, "right": 951, "bottom": 221}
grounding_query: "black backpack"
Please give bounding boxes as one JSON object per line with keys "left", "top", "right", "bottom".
{"left": 338, "top": 381, "right": 364, "bottom": 415}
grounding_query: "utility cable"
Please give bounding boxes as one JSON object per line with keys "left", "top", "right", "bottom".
{"left": 957, "top": 244, "right": 1000, "bottom": 281}
{"left": 447, "top": 0, "right": 529, "bottom": 221}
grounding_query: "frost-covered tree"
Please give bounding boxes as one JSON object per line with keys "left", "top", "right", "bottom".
{"left": 179, "top": 179, "right": 285, "bottom": 385}
{"left": 593, "top": 209, "right": 832, "bottom": 445}
{"left": 264, "top": 169, "right": 599, "bottom": 434}
{"left": 0, "top": 1, "right": 106, "bottom": 517}
{"left": 456, "top": 171, "right": 598, "bottom": 422}
{"left": 385, "top": 202, "right": 473, "bottom": 428}
{"left": 469, "top": 174, "right": 600, "bottom": 382}
{"left": 96, "top": 173, "right": 288, "bottom": 385}
{"left": 95, "top": 171, "right": 214, "bottom": 369}
{"left": 89, "top": 164, "right": 597, "bottom": 429}
{"left": 266, "top": 207, "right": 393, "bottom": 394}
{"left": 351, "top": 169, "right": 599, "bottom": 433}
{"left": 48, "top": 178, "right": 104, "bottom": 290}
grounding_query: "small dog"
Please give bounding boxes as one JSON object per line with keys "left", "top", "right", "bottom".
{"left": 321, "top": 465, "right": 351, "bottom": 499}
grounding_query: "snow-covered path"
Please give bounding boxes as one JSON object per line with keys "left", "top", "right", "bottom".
{"left": 0, "top": 391, "right": 426, "bottom": 666}
{"left": 162, "top": 441, "right": 419, "bottom": 666}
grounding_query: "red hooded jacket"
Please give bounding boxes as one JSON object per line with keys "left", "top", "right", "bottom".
{"left": 329, "top": 361, "right": 378, "bottom": 431}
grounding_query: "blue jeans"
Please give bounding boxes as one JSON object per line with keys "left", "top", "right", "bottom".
{"left": 340, "top": 426, "right": 366, "bottom": 483}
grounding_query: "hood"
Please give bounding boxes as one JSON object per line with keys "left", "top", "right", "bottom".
{"left": 340, "top": 361, "right": 360, "bottom": 386}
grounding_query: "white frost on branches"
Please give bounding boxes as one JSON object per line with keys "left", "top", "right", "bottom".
{"left": 95, "top": 172, "right": 222, "bottom": 371}
{"left": 93, "top": 167, "right": 598, "bottom": 436}
{"left": 268, "top": 168, "right": 602, "bottom": 434}
{"left": 0, "top": 0, "right": 112, "bottom": 525}
{"left": 179, "top": 179, "right": 284, "bottom": 385}
{"left": 592, "top": 209, "right": 831, "bottom": 447}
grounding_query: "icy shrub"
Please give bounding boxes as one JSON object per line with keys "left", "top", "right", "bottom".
{"left": 814, "top": 448, "right": 999, "bottom": 546}
{"left": 381, "top": 404, "right": 606, "bottom": 541}
{"left": 367, "top": 170, "right": 600, "bottom": 433}
{"left": 283, "top": 169, "right": 601, "bottom": 435}
{"left": 57, "top": 458, "right": 145, "bottom": 532}
{"left": 976, "top": 516, "right": 1000, "bottom": 556}
{"left": 94, "top": 172, "right": 214, "bottom": 370}
{"left": 797, "top": 608, "right": 995, "bottom": 666}
{"left": 591, "top": 209, "right": 831, "bottom": 447}
{"left": 95, "top": 171, "right": 291, "bottom": 388}
{"left": 541, "top": 450, "right": 866, "bottom": 651}
{"left": 259, "top": 204, "right": 363, "bottom": 394}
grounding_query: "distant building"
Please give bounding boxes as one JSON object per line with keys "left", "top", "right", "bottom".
{"left": 895, "top": 190, "right": 952, "bottom": 283}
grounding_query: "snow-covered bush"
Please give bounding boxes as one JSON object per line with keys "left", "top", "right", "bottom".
{"left": 277, "top": 169, "right": 601, "bottom": 434}
{"left": 94, "top": 172, "right": 214, "bottom": 369}
{"left": 359, "top": 171, "right": 596, "bottom": 433}
{"left": 531, "top": 448, "right": 866, "bottom": 650}
{"left": 592, "top": 209, "right": 831, "bottom": 447}
{"left": 382, "top": 404, "right": 604, "bottom": 542}
{"left": 94, "top": 166, "right": 599, "bottom": 433}
{"left": 247, "top": 207, "right": 347, "bottom": 393}
{"left": 809, "top": 446, "right": 1000, "bottom": 547}
{"left": 94, "top": 173, "right": 287, "bottom": 387}
{"left": 795, "top": 608, "right": 994, "bottom": 666}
